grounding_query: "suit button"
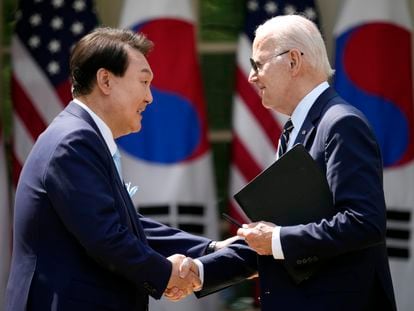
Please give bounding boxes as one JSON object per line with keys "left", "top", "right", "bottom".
{"left": 296, "top": 259, "right": 302, "bottom": 265}
{"left": 143, "top": 281, "right": 156, "bottom": 294}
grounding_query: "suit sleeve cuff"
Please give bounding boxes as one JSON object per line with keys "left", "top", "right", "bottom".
{"left": 193, "top": 259, "right": 204, "bottom": 291}
{"left": 272, "top": 226, "right": 285, "bottom": 260}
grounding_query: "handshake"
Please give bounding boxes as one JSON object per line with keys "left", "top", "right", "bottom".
{"left": 163, "top": 236, "right": 245, "bottom": 301}
{"left": 164, "top": 254, "right": 201, "bottom": 301}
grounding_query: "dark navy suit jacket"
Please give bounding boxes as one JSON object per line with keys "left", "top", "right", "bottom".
{"left": 199, "top": 87, "right": 397, "bottom": 311}
{"left": 6, "top": 102, "right": 211, "bottom": 311}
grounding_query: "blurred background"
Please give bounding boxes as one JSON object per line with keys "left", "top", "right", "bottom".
{"left": 1, "top": 0, "right": 414, "bottom": 310}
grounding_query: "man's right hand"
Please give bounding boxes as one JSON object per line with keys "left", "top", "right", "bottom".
{"left": 164, "top": 254, "right": 200, "bottom": 301}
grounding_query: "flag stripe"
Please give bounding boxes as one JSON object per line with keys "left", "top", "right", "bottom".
{"left": 11, "top": 150, "right": 22, "bottom": 188}
{"left": 55, "top": 80, "right": 73, "bottom": 108}
{"left": 229, "top": 164, "right": 247, "bottom": 195}
{"left": 236, "top": 67, "right": 281, "bottom": 143}
{"left": 228, "top": 166, "right": 251, "bottom": 227}
{"left": 12, "top": 76, "right": 46, "bottom": 140}
{"left": 236, "top": 34, "right": 253, "bottom": 77}
{"left": 233, "top": 95, "right": 277, "bottom": 167}
{"left": 12, "top": 37, "right": 64, "bottom": 124}
{"left": 13, "top": 115, "right": 35, "bottom": 163}
{"left": 232, "top": 134, "right": 262, "bottom": 182}
{"left": 13, "top": 115, "right": 34, "bottom": 181}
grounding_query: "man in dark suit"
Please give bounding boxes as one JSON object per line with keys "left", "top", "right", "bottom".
{"left": 193, "top": 14, "right": 397, "bottom": 311}
{"left": 5, "top": 27, "right": 235, "bottom": 311}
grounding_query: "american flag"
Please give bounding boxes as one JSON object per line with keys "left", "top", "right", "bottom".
{"left": 11, "top": 0, "right": 97, "bottom": 185}
{"left": 228, "top": 0, "right": 320, "bottom": 227}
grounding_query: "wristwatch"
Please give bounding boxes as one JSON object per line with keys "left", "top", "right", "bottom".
{"left": 205, "top": 240, "right": 217, "bottom": 254}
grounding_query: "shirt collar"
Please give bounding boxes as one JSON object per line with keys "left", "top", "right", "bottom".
{"left": 72, "top": 98, "right": 118, "bottom": 156}
{"left": 290, "top": 81, "right": 329, "bottom": 131}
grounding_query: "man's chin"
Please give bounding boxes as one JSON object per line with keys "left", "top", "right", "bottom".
{"left": 135, "top": 123, "right": 142, "bottom": 133}
{"left": 262, "top": 101, "right": 273, "bottom": 110}
{"left": 123, "top": 125, "right": 142, "bottom": 137}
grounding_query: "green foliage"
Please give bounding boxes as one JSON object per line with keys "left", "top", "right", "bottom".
{"left": 2, "top": 0, "right": 17, "bottom": 45}
{"left": 1, "top": 56, "right": 11, "bottom": 138}
{"left": 200, "top": 0, "right": 244, "bottom": 41}
{"left": 199, "top": 1, "right": 244, "bottom": 241}
{"left": 1, "top": 0, "right": 17, "bottom": 138}
{"left": 201, "top": 53, "right": 236, "bottom": 130}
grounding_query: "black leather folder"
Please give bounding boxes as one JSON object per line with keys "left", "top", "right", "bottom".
{"left": 233, "top": 144, "right": 334, "bottom": 283}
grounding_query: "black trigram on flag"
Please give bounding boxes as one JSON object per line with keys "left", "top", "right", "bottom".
{"left": 137, "top": 203, "right": 206, "bottom": 235}
{"left": 386, "top": 209, "right": 411, "bottom": 259}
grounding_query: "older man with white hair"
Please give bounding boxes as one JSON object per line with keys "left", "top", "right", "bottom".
{"left": 194, "top": 14, "right": 396, "bottom": 311}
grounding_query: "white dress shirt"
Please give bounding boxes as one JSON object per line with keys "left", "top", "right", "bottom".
{"left": 272, "top": 81, "right": 329, "bottom": 260}
{"left": 72, "top": 99, "right": 117, "bottom": 157}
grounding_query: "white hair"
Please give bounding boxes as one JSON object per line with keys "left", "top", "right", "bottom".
{"left": 255, "top": 14, "right": 334, "bottom": 78}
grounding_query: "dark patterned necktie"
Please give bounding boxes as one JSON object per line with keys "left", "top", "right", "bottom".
{"left": 278, "top": 119, "right": 294, "bottom": 158}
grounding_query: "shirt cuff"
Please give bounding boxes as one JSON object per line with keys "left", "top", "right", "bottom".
{"left": 272, "top": 226, "right": 285, "bottom": 260}
{"left": 193, "top": 259, "right": 204, "bottom": 291}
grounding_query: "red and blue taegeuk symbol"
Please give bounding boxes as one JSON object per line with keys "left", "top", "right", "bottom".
{"left": 334, "top": 22, "right": 414, "bottom": 167}
{"left": 117, "top": 19, "right": 209, "bottom": 164}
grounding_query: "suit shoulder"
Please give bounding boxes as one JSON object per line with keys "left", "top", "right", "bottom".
{"left": 315, "top": 97, "right": 377, "bottom": 151}
{"left": 321, "top": 97, "right": 371, "bottom": 129}
{"left": 26, "top": 112, "right": 106, "bottom": 175}
{"left": 37, "top": 111, "right": 102, "bottom": 151}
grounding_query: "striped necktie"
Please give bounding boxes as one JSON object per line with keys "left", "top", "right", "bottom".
{"left": 278, "top": 119, "right": 294, "bottom": 158}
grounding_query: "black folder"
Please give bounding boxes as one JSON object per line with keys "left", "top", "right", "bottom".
{"left": 233, "top": 144, "right": 334, "bottom": 283}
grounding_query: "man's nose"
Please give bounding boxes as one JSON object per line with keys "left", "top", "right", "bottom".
{"left": 248, "top": 69, "right": 258, "bottom": 83}
{"left": 146, "top": 88, "right": 153, "bottom": 104}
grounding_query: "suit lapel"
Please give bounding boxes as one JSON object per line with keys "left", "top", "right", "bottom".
{"left": 65, "top": 102, "right": 146, "bottom": 241}
{"left": 65, "top": 102, "right": 120, "bottom": 186}
{"left": 117, "top": 179, "right": 147, "bottom": 242}
{"left": 293, "top": 87, "right": 338, "bottom": 148}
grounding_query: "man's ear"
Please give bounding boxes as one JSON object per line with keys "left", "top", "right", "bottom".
{"left": 289, "top": 49, "right": 302, "bottom": 75}
{"left": 96, "top": 68, "right": 111, "bottom": 95}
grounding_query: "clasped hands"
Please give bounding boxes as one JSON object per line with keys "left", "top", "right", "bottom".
{"left": 164, "top": 233, "right": 264, "bottom": 301}
{"left": 164, "top": 236, "right": 244, "bottom": 301}
{"left": 164, "top": 254, "right": 201, "bottom": 301}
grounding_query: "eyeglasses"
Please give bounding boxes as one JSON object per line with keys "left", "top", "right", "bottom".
{"left": 249, "top": 50, "right": 304, "bottom": 73}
